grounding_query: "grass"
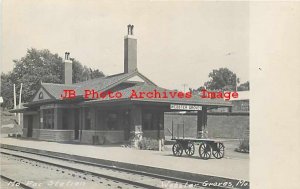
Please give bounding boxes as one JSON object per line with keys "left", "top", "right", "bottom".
{"left": 1, "top": 108, "right": 22, "bottom": 134}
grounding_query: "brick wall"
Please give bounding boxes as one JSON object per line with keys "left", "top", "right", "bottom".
{"left": 164, "top": 114, "right": 197, "bottom": 138}
{"left": 164, "top": 113, "right": 249, "bottom": 139}
{"left": 143, "top": 130, "right": 164, "bottom": 139}
{"left": 22, "top": 128, "right": 28, "bottom": 137}
{"left": 80, "top": 130, "right": 125, "bottom": 144}
{"left": 32, "top": 129, "right": 40, "bottom": 139}
{"left": 207, "top": 114, "right": 249, "bottom": 139}
{"left": 32, "top": 129, "right": 74, "bottom": 142}
{"left": 32, "top": 115, "right": 40, "bottom": 129}
{"left": 23, "top": 114, "right": 40, "bottom": 129}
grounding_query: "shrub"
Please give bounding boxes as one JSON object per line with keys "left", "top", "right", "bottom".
{"left": 138, "top": 137, "right": 159, "bottom": 150}
{"left": 237, "top": 138, "right": 249, "bottom": 153}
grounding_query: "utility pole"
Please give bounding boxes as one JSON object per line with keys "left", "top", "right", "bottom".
{"left": 13, "top": 84, "right": 16, "bottom": 116}
{"left": 182, "top": 83, "right": 188, "bottom": 93}
{"left": 0, "top": 77, "right": 3, "bottom": 127}
{"left": 18, "top": 83, "right": 23, "bottom": 125}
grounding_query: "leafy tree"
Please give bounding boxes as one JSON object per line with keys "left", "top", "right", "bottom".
{"left": 1, "top": 73, "right": 14, "bottom": 109}
{"left": 90, "top": 68, "right": 105, "bottom": 79}
{"left": 189, "top": 86, "right": 205, "bottom": 95}
{"left": 1, "top": 48, "right": 105, "bottom": 109}
{"left": 204, "top": 68, "right": 239, "bottom": 91}
{"left": 237, "top": 81, "right": 250, "bottom": 91}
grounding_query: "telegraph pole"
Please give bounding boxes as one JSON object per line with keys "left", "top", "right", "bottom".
{"left": 182, "top": 83, "right": 188, "bottom": 93}
{"left": 18, "top": 83, "right": 23, "bottom": 125}
{"left": 13, "top": 84, "right": 16, "bottom": 116}
{"left": 0, "top": 77, "right": 3, "bottom": 127}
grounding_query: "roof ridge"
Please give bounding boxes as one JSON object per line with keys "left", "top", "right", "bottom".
{"left": 92, "top": 71, "right": 137, "bottom": 92}
{"left": 74, "top": 72, "right": 133, "bottom": 85}
{"left": 42, "top": 82, "right": 73, "bottom": 86}
{"left": 106, "top": 72, "right": 127, "bottom": 78}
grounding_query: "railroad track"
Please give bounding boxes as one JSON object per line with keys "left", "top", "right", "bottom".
{"left": 1, "top": 175, "right": 33, "bottom": 189}
{"left": 1, "top": 147, "right": 210, "bottom": 189}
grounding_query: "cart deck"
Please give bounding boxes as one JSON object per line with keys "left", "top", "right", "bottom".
{"left": 171, "top": 138, "right": 225, "bottom": 159}
{"left": 169, "top": 112, "right": 225, "bottom": 160}
{"left": 171, "top": 137, "right": 224, "bottom": 142}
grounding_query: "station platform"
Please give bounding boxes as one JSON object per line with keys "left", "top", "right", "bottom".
{"left": 0, "top": 137, "right": 249, "bottom": 183}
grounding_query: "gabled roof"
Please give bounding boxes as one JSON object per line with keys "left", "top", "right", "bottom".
{"left": 26, "top": 70, "right": 231, "bottom": 107}
{"left": 83, "top": 82, "right": 232, "bottom": 107}
{"left": 28, "top": 71, "right": 156, "bottom": 103}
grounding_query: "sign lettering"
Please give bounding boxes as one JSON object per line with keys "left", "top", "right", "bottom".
{"left": 170, "top": 104, "right": 202, "bottom": 111}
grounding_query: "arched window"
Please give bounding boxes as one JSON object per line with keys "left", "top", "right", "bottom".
{"left": 38, "top": 92, "right": 44, "bottom": 99}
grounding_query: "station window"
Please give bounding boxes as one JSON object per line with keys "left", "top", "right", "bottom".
{"left": 85, "top": 108, "right": 91, "bottom": 130}
{"left": 107, "top": 113, "right": 118, "bottom": 130}
{"left": 43, "top": 109, "right": 54, "bottom": 129}
{"left": 62, "top": 109, "right": 69, "bottom": 129}
{"left": 38, "top": 92, "right": 43, "bottom": 99}
{"left": 142, "top": 112, "right": 153, "bottom": 130}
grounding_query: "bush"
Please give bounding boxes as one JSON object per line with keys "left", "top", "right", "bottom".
{"left": 138, "top": 138, "right": 159, "bottom": 150}
{"left": 236, "top": 138, "right": 249, "bottom": 153}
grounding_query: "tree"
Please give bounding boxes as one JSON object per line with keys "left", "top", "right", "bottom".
{"left": 237, "top": 81, "right": 250, "bottom": 91}
{"left": 89, "top": 68, "right": 105, "bottom": 79}
{"left": 204, "top": 68, "right": 239, "bottom": 91}
{"left": 1, "top": 73, "right": 14, "bottom": 109}
{"left": 1, "top": 48, "right": 105, "bottom": 109}
{"left": 189, "top": 86, "right": 205, "bottom": 95}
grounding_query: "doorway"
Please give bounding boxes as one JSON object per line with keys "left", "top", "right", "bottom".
{"left": 123, "top": 111, "right": 130, "bottom": 140}
{"left": 74, "top": 109, "right": 79, "bottom": 140}
{"left": 27, "top": 115, "right": 33, "bottom": 137}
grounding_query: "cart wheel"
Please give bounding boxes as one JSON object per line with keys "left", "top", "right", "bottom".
{"left": 212, "top": 142, "right": 225, "bottom": 159}
{"left": 172, "top": 143, "right": 183, "bottom": 156}
{"left": 185, "top": 142, "right": 195, "bottom": 156}
{"left": 199, "top": 142, "right": 211, "bottom": 160}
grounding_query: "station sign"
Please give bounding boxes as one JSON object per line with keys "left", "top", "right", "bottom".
{"left": 170, "top": 104, "right": 202, "bottom": 111}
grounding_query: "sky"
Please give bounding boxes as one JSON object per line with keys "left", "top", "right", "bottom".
{"left": 1, "top": 0, "right": 249, "bottom": 91}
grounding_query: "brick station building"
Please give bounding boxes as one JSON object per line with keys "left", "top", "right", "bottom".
{"left": 13, "top": 25, "right": 231, "bottom": 146}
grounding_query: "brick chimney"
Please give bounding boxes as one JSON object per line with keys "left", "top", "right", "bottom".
{"left": 64, "top": 52, "right": 72, "bottom": 84}
{"left": 124, "top": 24, "right": 137, "bottom": 73}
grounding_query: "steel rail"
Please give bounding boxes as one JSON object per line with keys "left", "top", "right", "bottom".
{"left": 0, "top": 175, "right": 33, "bottom": 189}
{"left": 1, "top": 150, "right": 170, "bottom": 189}
{"left": 1, "top": 146, "right": 208, "bottom": 188}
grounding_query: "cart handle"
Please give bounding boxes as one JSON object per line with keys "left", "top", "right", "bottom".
{"left": 167, "top": 128, "right": 173, "bottom": 136}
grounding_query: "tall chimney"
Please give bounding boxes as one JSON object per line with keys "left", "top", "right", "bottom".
{"left": 64, "top": 52, "right": 72, "bottom": 84}
{"left": 124, "top": 24, "right": 137, "bottom": 73}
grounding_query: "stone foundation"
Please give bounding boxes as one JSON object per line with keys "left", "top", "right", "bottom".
{"left": 31, "top": 129, "right": 74, "bottom": 142}
{"left": 80, "top": 130, "right": 125, "bottom": 144}
{"left": 143, "top": 130, "right": 164, "bottom": 139}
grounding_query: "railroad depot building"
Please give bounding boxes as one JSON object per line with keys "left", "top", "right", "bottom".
{"left": 13, "top": 26, "right": 231, "bottom": 146}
